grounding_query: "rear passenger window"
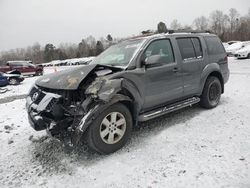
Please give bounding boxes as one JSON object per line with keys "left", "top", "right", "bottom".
{"left": 177, "top": 38, "right": 196, "bottom": 60}
{"left": 192, "top": 38, "right": 203, "bottom": 58}
{"left": 205, "top": 37, "right": 225, "bottom": 55}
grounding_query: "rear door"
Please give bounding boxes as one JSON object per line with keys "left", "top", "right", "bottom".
{"left": 142, "top": 39, "right": 183, "bottom": 110}
{"left": 10, "top": 62, "right": 25, "bottom": 74}
{"left": 176, "top": 37, "right": 203, "bottom": 96}
{"left": 22, "top": 62, "right": 36, "bottom": 75}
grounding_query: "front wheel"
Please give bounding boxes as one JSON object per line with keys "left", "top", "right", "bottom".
{"left": 8, "top": 78, "right": 19, "bottom": 85}
{"left": 200, "top": 76, "right": 222, "bottom": 109}
{"left": 86, "top": 103, "right": 132, "bottom": 154}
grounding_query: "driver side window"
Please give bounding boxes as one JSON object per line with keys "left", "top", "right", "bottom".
{"left": 144, "top": 39, "right": 175, "bottom": 65}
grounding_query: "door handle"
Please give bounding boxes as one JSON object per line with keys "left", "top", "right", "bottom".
{"left": 172, "top": 67, "right": 179, "bottom": 72}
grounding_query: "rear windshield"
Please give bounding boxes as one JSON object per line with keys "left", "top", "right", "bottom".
{"left": 204, "top": 36, "right": 225, "bottom": 55}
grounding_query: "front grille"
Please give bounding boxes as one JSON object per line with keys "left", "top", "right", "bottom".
{"left": 34, "top": 92, "right": 45, "bottom": 104}
{"left": 29, "top": 86, "right": 46, "bottom": 104}
{"left": 46, "top": 98, "right": 57, "bottom": 111}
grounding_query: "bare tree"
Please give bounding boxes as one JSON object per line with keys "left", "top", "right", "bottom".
{"left": 193, "top": 16, "right": 209, "bottom": 30}
{"left": 228, "top": 8, "right": 240, "bottom": 38}
{"left": 77, "top": 39, "right": 90, "bottom": 57}
{"left": 170, "top": 19, "right": 182, "bottom": 30}
{"left": 210, "top": 10, "right": 229, "bottom": 40}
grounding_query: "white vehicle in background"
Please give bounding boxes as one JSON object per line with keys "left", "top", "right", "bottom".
{"left": 222, "top": 42, "right": 230, "bottom": 49}
{"left": 227, "top": 41, "right": 240, "bottom": 45}
{"left": 235, "top": 44, "right": 250, "bottom": 59}
{"left": 226, "top": 41, "right": 250, "bottom": 56}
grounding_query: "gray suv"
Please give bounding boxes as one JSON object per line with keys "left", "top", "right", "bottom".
{"left": 26, "top": 32, "right": 229, "bottom": 154}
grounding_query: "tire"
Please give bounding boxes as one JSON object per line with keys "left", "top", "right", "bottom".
{"left": 86, "top": 103, "right": 132, "bottom": 154}
{"left": 248, "top": 53, "right": 250, "bottom": 59}
{"left": 200, "top": 76, "right": 222, "bottom": 109}
{"left": 8, "top": 78, "right": 19, "bottom": 85}
{"left": 35, "top": 71, "right": 43, "bottom": 76}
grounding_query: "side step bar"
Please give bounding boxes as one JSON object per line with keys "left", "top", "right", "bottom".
{"left": 138, "top": 97, "right": 200, "bottom": 122}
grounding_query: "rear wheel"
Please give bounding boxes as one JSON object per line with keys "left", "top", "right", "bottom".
{"left": 248, "top": 53, "right": 250, "bottom": 59}
{"left": 8, "top": 78, "right": 19, "bottom": 85}
{"left": 86, "top": 103, "right": 132, "bottom": 154}
{"left": 35, "top": 71, "right": 43, "bottom": 76}
{"left": 200, "top": 76, "right": 222, "bottom": 109}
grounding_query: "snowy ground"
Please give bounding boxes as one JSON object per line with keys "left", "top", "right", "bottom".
{"left": 0, "top": 58, "right": 250, "bottom": 188}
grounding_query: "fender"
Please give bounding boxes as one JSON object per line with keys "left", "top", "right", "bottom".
{"left": 72, "top": 77, "right": 143, "bottom": 144}
{"left": 85, "top": 77, "right": 143, "bottom": 118}
{"left": 72, "top": 93, "right": 132, "bottom": 145}
{"left": 198, "top": 63, "right": 224, "bottom": 95}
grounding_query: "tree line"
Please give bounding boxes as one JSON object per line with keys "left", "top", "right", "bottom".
{"left": 0, "top": 34, "right": 113, "bottom": 65}
{"left": 155, "top": 7, "right": 250, "bottom": 42}
{"left": 0, "top": 7, "right": 250, "bottom": 64}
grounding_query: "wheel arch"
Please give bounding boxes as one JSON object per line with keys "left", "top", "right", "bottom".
{"left": 199, "top": 63, "right": 224, "bottom": 95}
{"left": 207, "top": 71, "right": 224, "bottom": 93}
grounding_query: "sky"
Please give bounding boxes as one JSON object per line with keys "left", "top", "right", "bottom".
{"left": 0, "top": 0, "right": 249, "bottom": 51}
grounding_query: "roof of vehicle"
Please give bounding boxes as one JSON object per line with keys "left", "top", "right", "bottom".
{"left": 126, "top": 31, "right": 216, "bottom": 41}
{"left": 7, "top": 60, "right": 32, "bottom": 63}
{"left": 227, "top": 41, "right": 244, "bottom": 50}
{"left": 237, "top": 43, "right": 250, "bottom": 52}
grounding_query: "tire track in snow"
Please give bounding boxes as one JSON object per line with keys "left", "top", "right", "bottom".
{"left": 0, "top": 94, "right": 27, "bottom": 104}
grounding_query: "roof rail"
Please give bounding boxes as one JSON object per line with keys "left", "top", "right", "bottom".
{"left": 168, "top": 30, "right": 211, "bottom": 34}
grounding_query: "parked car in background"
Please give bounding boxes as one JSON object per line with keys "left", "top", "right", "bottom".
{"left": 0, "top": 61, "right": 43, "bottom": 76}
{"left": 223, "top": 42, "right": 230, "bottom": 49}
{"left": 226, "top": 41, "right": 250, "bottom": 56}
{"left": 235, "top": 44, "right": 250, "bottom": 59}
{"left": 0, "top": 71, "right": 24, "bottom": 85}
{"left": 227, "top": 41, "right": 240, "bottom": 45}
{"left": 0, "top": 73, "right": 8, "bottom": 87}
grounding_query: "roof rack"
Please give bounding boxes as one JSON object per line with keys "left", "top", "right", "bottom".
{"left": 168, "top": 30, "right": 211, "bottom": 34}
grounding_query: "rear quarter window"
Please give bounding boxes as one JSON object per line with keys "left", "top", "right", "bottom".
{"left": 192, "top": 38, "right": 203, "bottom": 58}
{"left": 205, "top": 36, "right": 225, "bottom": 55}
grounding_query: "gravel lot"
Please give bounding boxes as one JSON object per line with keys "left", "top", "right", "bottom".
{"left": 0, "top": 58, "right": 250, "bottom": 188}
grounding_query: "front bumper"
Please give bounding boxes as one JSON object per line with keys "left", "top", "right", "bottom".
{"left": 235, "top": 53, "right": 248, "bottom": 59}
{"left": 26, "top": 87, "right": 61, "bottom": 131}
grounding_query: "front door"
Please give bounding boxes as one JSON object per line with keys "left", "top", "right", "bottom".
{"left": 142, "top": 39, "right": 183, "bottom": 110}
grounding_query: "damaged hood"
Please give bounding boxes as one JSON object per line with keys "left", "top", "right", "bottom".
{"left": 35, "top": 64, "right": 122, "bottom": 90}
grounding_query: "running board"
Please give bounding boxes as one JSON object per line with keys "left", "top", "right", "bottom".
{"left": 138, "top": 97, "right": 200, "bottom": 122}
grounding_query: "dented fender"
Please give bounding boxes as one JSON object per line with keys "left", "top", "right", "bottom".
{"left": 85, "top": 77, "right": 123, "bottom": 102}
{"left": 73, "top": 94, "right": 132, "bottom": 144}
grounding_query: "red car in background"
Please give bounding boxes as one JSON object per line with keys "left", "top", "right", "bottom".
{"left": 0, "top": 61, "right": 43, "bottom": 76}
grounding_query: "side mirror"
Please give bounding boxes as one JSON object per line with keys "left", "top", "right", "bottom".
{"left": 145, "top": 55, "right": 162, "bottom": 66}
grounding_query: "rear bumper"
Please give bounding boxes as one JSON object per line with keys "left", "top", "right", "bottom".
{"left": 235, "top": 53, "right": 248, "bottom": 59}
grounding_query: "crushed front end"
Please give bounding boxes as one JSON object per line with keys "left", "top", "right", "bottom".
{"left": 26, "top": 64, "right": 124, "bottom": 145}
{"left": 26, "top": 85, "right": 91, "bottom": 144}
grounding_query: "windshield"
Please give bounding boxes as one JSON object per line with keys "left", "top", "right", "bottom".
{"left": 90, "top": 39, "right": 145, "bottom": 67}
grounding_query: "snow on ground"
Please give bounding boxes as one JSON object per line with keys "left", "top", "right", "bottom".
{"left": 0, "top": 77, "right": 36, "bottom": 100}
{"left": 0, "top": 58, "right": 250, "bottom": 188}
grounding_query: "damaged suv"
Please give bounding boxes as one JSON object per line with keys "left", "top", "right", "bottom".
{"left": 26, "top": 32, "right": 229, "bottom": 154}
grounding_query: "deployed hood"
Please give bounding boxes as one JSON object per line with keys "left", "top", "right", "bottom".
{"left": 35, "top": 64, "right": 122, "bottom": 90}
